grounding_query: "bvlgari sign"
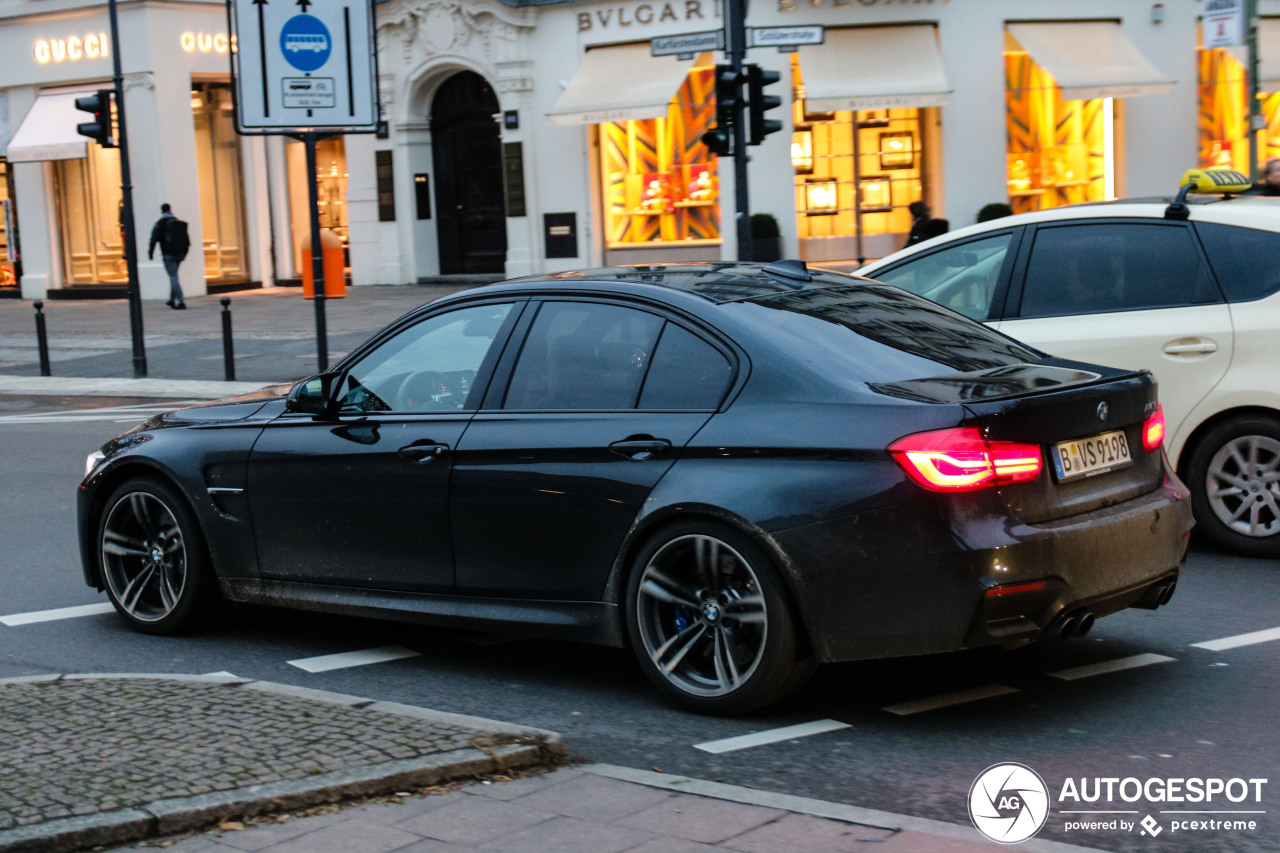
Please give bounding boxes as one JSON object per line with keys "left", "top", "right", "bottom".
{"left": 576, "top": 1, "right": 718, "bottom": 31}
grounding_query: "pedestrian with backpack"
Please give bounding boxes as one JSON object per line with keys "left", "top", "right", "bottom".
{"left": 147, "top": 203, "right": 190, "bottom": 309}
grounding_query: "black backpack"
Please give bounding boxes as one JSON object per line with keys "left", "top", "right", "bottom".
{"left": 163, "top": 218, "right": 191, "bottom": 259}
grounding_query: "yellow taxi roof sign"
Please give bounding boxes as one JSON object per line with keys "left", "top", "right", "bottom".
{"left": 1180, "top": 168, "right": 1253, "bottom": 194}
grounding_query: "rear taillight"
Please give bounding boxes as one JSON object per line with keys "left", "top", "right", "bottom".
{"left": 888, "top": 427, "right": 1043, "bottom": 492}
{"left": 1143, "top": 404, "right": 1165, "bottom": 452}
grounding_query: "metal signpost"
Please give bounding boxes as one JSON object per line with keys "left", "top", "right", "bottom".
{"left": 655, "top": 13, "right": 821, "bottom": 260}
{"left": 227, "top": 0, "right": 380, "bottom": 371}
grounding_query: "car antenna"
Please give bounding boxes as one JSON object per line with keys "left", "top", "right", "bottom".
{"left": 762, "top": 259, "right": 812, "bottom": 287}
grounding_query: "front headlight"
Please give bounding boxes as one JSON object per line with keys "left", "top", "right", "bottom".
{"left": 84, "top": 450, "right": 106, "bottom": 479}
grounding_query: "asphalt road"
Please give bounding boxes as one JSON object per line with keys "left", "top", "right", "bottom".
{"left": 1, "top": 394, "right": 1276, "bottom": 853}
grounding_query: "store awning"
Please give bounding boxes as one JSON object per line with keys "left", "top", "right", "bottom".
{"left": 799, "top": 25, "right": 951, "bottom": 112}
{"left": 548, "top": 43, "right": 697, "bottom": 126}
{"left": 5, "top": 93, "right": 88, "bottom": 162}
{"left": 1007, "top": 22, "right": 1174, "bottom": 100}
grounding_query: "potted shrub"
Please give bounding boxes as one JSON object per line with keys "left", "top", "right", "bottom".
{"left": 750, "top": 213, "right": 782, "bottom": 262}
{"left": 977, "top": 203, "right": 1013, "bottom": 223}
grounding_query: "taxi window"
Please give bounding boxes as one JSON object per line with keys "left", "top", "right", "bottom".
{"left": 871, "top": 232, "right": 1013, "bottom": 322}
{"left": 1018, "top": 223, "right": 1220, "bottom": 318}
{"left": 1193, "top": 222, "right": 1280, "bottom": 303}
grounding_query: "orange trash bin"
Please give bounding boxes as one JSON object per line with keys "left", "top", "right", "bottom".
{"left": 300, "top": 228, "right": 346, "bottom": 298}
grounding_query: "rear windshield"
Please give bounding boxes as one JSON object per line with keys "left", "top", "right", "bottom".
{"left": 743, "top": 285, "right": 1042, "bottom": 383}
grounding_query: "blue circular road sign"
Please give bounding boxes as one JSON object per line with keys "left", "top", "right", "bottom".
{"left": 279, "top": 15, "right": 331, "bottom": 72}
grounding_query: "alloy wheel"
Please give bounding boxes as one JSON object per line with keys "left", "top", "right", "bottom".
{"left": 634, "top": 534, "right": 768, "bottom": 698}
{"left": 101, "top": 491, "right": 189, "bottom": 623}
{"left": 1205, "top": 434, "right": 1280, "bottom": 539}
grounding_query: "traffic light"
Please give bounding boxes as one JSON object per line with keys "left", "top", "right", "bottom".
{"left": 75, "top": 89, "right": 116, "bottom": 148}
{"left": 746, "top": 64, "right": 783, "bottom": 146}
{"left": 701, "top": 64, "right": 742, "bottom": 157}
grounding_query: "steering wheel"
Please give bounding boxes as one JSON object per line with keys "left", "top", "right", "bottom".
{"left": 396, "top": 371, "right": 455, "bottom": 411}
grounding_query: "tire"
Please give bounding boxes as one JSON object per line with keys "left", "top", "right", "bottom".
{"left": 625, "top": 521, "right": 809, "bottom": 715}
{"left": 1186, "top": 416, "right": 1280, "bottom": 558}
{"left": 97, "top": 477, "right": 219, "bottom": 634}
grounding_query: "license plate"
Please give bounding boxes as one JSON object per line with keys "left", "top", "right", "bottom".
{"left": 1051, "top": 430, "right": 1132, "bottom": 482}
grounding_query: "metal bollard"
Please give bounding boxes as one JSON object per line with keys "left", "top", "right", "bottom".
{"left": 33, "top": 300, "right": 51, "bottom": 377}
{"left": 220, "top": 296, "right": 236, "bottom": 382}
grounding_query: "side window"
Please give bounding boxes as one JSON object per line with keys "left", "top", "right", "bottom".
{"left": 1193, "top": 221, "right": 1280, "bottom": 303}
{"left": 871, "top": 232, "right": 1014, "bottom": 321}
{"left": 1019, "top": 223, "right": 1219, "bottom": 319}
{"left": 504, "top": 302, "right": 663, "bottom": 410}
{"left": 337, "top": 303, "right": 513, "bottom": 413}
{"left": 638, "top": 324, "right": 732, "bottom": 410}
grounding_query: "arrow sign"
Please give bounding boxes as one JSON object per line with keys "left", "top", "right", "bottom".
{"left": 228, "top": 0, "right": 379, "bottom": 133}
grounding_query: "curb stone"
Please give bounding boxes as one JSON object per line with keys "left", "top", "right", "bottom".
{"left": 0, "top": 675, "right": 564, "bottom": 853}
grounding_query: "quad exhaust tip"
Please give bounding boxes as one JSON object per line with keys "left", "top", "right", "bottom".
{"left": 1053, "top": 608, "right": 1097, "bottom": 641}
{"left": 1133, "top": 579, "right": 1178, "bottom": 610}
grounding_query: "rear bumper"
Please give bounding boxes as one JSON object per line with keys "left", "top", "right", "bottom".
{"left": 769, "top": 473, "right": 1193, "bottom": 664}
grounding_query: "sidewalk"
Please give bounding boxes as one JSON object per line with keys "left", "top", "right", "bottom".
{"left": 0, "top": 286, "right": 466, "bottom": 394}
{"left": 0, "top": 675, "right": 1091, "bottom": 853}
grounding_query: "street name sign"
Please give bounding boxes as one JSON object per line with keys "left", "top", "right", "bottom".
{"left": 228, "top": 0, "right": 379, "bottom": 133}
{"left": 748, "top": 25, "right": 824, "bottom": 49}
{"left": 651, "top": 30, "right": 724, "bottom": 57}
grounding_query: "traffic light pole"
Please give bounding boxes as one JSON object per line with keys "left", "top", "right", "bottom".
{"left": 725, "top": 0, "right": 752, "bottom": 261}
{"left": 108, "top": 0, "right": 147, "bottom": 378}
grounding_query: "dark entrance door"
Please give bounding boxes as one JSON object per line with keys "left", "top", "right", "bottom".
{"left": 432, "top": 71, "right": 507, "bottom": 275}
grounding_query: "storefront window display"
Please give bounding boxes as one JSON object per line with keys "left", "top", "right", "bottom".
{"left": 790, "top": 55, "right": 928, "bottom": 260}
{"left": 0, "top": 160, "right": 17, "bottom": 291}
{"left": 53, "top": 131, "right": 124, "bottom": 285}
{"left": 192, "top": 83, "right": 249, "bottom": 281}
{"left": 1197, "top": 46, "right": 1280, "bottom": 172}
{"left": 599, "top": 63, "right": 719, "bottom": 247}
{"left": 286, "top": 135, "right": 348, "bottom": 270}
{"left": 1005, "top": 46, "right": 1116, "bottom": 213}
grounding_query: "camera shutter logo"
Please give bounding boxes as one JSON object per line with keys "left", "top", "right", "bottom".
{"left": 969, "top": 763, "right": 1050, "bottom": 844}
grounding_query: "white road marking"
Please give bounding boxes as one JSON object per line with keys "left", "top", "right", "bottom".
{"left": 286, "top": 645, "right": 420, "bottom": 673}
{"left": 1192, "top": 626, "right": 1280, "bottom": 652}
{"left": 881, "top": 684, "right": 1019, "bottom": 716}
{"left": 0, "top": 602, "right": 116, "bottom": 626}
{"left": 1048, "top": 653, "right": 1177, "bottom": 681}
{"left": 694, "top": 719, "right": 850, "bottom": 754}
{"left": 203, "top": 671, "right": 237, "bottom": 678}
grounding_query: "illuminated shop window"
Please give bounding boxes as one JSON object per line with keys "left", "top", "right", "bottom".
{"left": 192, "top": 83, "right": 250, "bottom": 281}
{"left": 1197, "top": 45, "right": 1280, "bottom": 172}
{"left": 0, "top": 161, "right": 16, "bottom": 289}
{"left": 599, "top": 64, "right": 720, "bottom": 247}
{"left": 790, "top": 55, "right": 927, "bottom": 250}
{"left": 286, "top": 136, "right": 348, "bottom": 270}
{"left": 54, "top": 129, "right": 124, "bottom": 284}
{"left": 1005, "top": 43, "right": 1116, "bottom": 213}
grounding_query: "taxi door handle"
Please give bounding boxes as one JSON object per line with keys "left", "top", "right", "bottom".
{"left": 1162, "top": 339, "right": 1218, "bottom": 356}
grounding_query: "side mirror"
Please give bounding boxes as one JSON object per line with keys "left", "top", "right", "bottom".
{"left": 286, "top": 372, "right": 339, "bottom": 416}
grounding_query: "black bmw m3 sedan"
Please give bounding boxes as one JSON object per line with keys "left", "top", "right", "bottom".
{"left": 78, "top": 261, "right": 1193, "bottom": 714}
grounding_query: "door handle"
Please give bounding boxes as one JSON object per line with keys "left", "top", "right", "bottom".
{"left": 609, "top": 436, "right": 672, "bottom": 461}
{"left": 398, "top": 442, "right": 448, "bottom": 463}
{"left": 1162, "top": 338, "right": 1218, "bottom": 356}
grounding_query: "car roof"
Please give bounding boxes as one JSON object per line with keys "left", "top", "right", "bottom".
{"left": 493, "top": 262, "right": 875, "bottom": 304}
{"left": 861, "top": 193, "right": 1280, "bottom": 272}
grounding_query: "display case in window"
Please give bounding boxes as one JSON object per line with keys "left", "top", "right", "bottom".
{"left": 677, "top": 163, "right": 717, "bottom": 207}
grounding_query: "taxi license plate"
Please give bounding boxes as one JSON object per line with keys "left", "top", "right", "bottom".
{"left": 1050, "top": 430, "right": 1132, "bottom": 482}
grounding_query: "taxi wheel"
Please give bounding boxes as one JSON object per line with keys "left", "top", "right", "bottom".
{"left": 1186, "top": 416, "right": 1280, "bottom": 558}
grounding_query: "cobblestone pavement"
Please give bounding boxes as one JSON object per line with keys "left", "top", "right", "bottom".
{"left": 0, "top": 675, "right": 558, "bottom": 852}
{"left": 115, "top": 767, "right": 1041, "bottom": 853}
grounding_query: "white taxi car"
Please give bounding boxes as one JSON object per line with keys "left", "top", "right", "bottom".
{"left": 859, "top": 170, "right": 1280, "bottom": 558}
